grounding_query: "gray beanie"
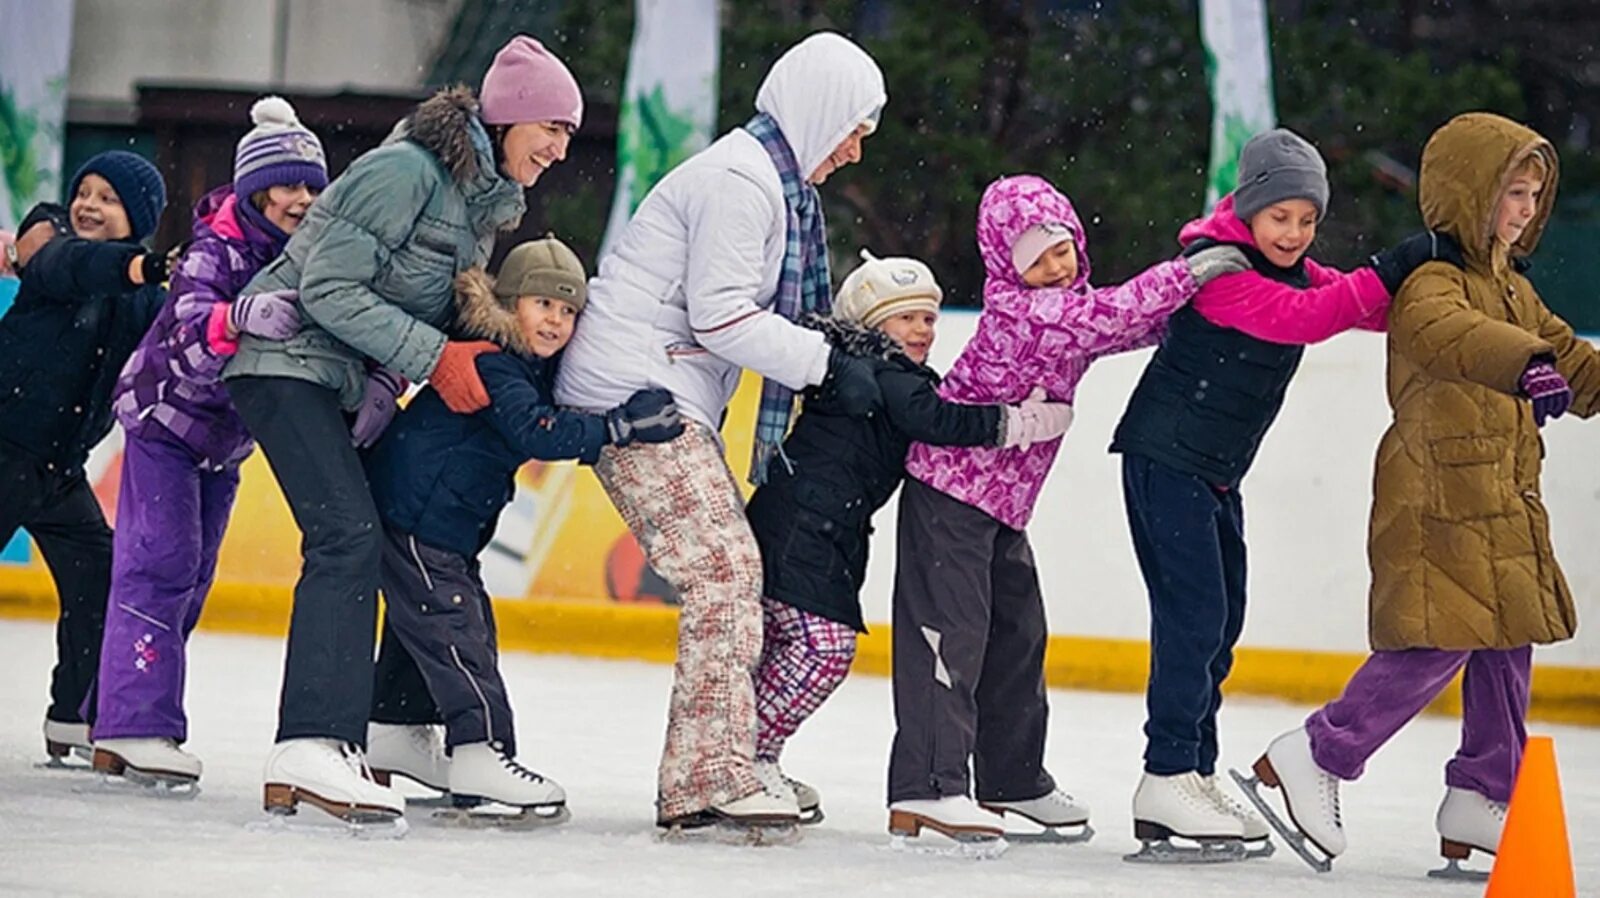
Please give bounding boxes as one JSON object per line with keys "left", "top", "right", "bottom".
{"left": 1233, "top": 128, "right": 1330, "bottom": 222}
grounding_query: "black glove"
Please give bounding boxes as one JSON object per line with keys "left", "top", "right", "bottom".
{"left": 138, "top": 250, "right": 172, "bottom": 286}
{"left": 605, "top": 388, "right": 684, "bottom": 447}
{"left": 1370, "top": 230, "right": 1464, "bottom": 295}
{"left": 818, "top": 347, "right": 883, "bottom": 417}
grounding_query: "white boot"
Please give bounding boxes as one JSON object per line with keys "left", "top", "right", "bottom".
{"left": 366, "top": 722, "right": 449, "bottom": 792}
{"left": 1256, "top": 727, "right": 1346, "bottom": 856}
{"left": 93, "top": 737, "right": 202, "bottom": 783}
{"left": 889, "top": 796, "right": 1005, "bottom": 840}
{"left": 1200, "top": 774, "right": 1270, "bottom": 842}
{"left": 43, "top": 718, "right": 90, "bottom": 761}
{"left": 982, "top": 787, "right": 1091, "bottom": 827}
{"left": 1132, "top": 771, "right": 1244, "bottom": 841}
{"left": 1436, "top": 786, "right": 1507, "bottom": 856}
{"left": 711, "top": 788, "right": 801, "bottom": 823}
{"left": 263, "top": 738, "right": 405, "bottom": 821}
{"left": 448, "top": 742, "right": 565, "bottom": 809}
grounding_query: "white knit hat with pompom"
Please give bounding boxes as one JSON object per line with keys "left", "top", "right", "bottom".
{"left": 234, "top": 95, "right": 328, "bottom": 199}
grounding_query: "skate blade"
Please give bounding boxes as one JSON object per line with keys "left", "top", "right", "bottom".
{"left": 432, "top": 802, "right": 571, "bottom": 830}
{"left": 1426, "top": 857, "right": 1490, "bottom": 883}
{"left": 979, "top": 804, "right": 1094, "bottom": 845}
{"left": 886, "top": 833, "right": 1009, "bottom": 860}
{"left": 1228, "top": 767, "right": 1333, "bottom": 874}
{"left": 1243, "top": 838, "right": 1275, "bottom": 859}
{"left": 248, "top": 809, "right": 410, "bottom": 841}
{"left": 73, "top": 770, "right": 201, "bottom": 800}
{"left": 656, "top": 819, "right": 801, "bottom": 847}
{"left": 35, "top": 753, "right": 94, "bottom": 772}
{"left": 1123, "top": 836, "right": 1248, "bottom": 864}
{"left": 798, "top": 805, "right": 824, "bottom": 826}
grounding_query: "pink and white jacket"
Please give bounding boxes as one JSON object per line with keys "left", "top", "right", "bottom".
{"left": 1180, "top": 193, "right": 1389, "bottom": 342}
{"left": 905, "top": 175, "right": 1198, "bottom": 530}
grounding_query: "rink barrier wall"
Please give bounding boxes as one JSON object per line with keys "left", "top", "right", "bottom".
{"left": 3, "top": 577, "right": 1595, "bottom": 727}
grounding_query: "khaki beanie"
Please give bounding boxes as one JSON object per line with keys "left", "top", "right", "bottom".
{"left": 834, "top": 249, "right": 942, "bottom": 328}
{"left": 494, "top": 237, "right": 588, "bottom": 311}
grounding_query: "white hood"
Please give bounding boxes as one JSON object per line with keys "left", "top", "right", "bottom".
{"left": 755, "top": 32, "right": 887, "bottom": 179}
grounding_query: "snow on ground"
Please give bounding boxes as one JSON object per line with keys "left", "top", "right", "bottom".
{"left": 0, "top": 619, "right": 1594, "bottom": 897}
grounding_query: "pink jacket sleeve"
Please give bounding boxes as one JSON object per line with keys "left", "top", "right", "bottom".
{"left": 989, "top": 259, "right": 1197, "bottom": 358}
{"left": 1192, "top": 261, "right": 1389, "bottom": 345}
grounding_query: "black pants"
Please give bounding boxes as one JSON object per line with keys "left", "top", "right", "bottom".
{"left": 1121, "top": 454, "right": 1247, "bottom": 776}
{"left": 371, "top": 526, "right": 515, "bottom": 754}
{"left": 887, "top": 478, "right": 1055, "bottom": 804}
{"left": 229, "top": 376, "right": 381, "bottom": 746}
{"left": 0, "top": 446, "right": 112, "bottom": 725}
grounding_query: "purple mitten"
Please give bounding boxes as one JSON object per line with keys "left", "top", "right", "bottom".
{"left": 1519, "top": 360, "right": 1571, "bottom": 427}
{"left": 230, "top": 289, "right": 301, "bottom": 340}
{"left": 351, "top": 368, "right": 408, "bottom": 448}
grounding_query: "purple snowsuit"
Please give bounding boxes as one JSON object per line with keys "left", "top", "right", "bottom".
{"left": 94, "top": 187, "right": 286, "bottom": 741}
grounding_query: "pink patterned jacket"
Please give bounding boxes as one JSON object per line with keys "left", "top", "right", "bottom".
{"left": 904, "top": 175, "right": 1199, "bottom": 530}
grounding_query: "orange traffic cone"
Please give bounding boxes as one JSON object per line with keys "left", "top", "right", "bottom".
{"left": 1485, "top": 735, "right": 1574, "bottom": 898}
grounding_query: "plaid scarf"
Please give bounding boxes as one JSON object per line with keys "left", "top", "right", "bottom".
{"left": 745, "top": 112, "right": 832, "bottom": 484}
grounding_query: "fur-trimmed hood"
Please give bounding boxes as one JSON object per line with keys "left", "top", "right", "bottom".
{"left": 803, "top": 312, "right": 910, "bottom": 366}
{"left": 454, "top": 267, "right": 533, "bottom": 356}
{"left": 390, "top": 86, "right": 488, "bottom": 184}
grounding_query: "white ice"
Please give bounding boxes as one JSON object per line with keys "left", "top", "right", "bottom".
{"left": 0, "top": 619, "right": 1594, "bottom": 897}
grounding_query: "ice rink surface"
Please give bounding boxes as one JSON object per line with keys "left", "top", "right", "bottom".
{"left": 0, "top": 619, "right": 1593, "bottom": 897}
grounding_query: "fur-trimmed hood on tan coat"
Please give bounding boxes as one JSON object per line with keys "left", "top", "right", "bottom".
{"left": 1367, "top": 112, "right": 1600, "bottom": 651}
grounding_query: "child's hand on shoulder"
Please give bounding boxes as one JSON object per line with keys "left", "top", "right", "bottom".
{"left": 1183, "top": 245, "right": 1251, "bottom": 286}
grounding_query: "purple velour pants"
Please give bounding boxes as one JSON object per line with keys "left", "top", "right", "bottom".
{"left": 1305, "top": 646, "right": 1532, "bottom": 803}
{"left": 92, "top": 431, "right": 239, "bottom": 741}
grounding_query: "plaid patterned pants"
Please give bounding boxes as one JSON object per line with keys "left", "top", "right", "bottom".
{"left": 595, "top": 421, "right": 765, "bottom": 820}
{"left": 754, "top": 597, "right": 857, "bottom": 762}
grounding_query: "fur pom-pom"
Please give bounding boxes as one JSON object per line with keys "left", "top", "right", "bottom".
{"left": 250, "top": 95, "right": 298, "bottom": 127}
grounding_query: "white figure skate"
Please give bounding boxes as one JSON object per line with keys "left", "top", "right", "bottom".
{"left": 657, "top": 785, "right": 801, "bottom": 846}
{"left": 91, "top": 737, "right": 202, "bottom": 797}
{"left": 888, "top": 796, "right": 1009, "bottom": 859}
{"left": 980, "top": 787, "right": 1093, "bottom": 844}
{"left": 1231, "top": 727, "right": 1343, "bottom": 873}
{"left": 756, "top": 760, "right": 823, "bottom": 824}
{"left": 433, "top": 742, "right": 569, "bottom": 830}
{"left": 40, "top": 718, "right": 92, "bottom": 769}
{"left": 366, "top": 722, "right": 450, "bottom": 803}
{"left": 1124, "top": 772, "right": 1248, "bottom": 864}
{"left": 1201, "top": 774, "right": 1273, "bottom": 858}
{"left": 259, "top": 738, "right": 407, "bottom": 838}
{"left": 1427, "top": 786, "right": 1506, "bottom": 882}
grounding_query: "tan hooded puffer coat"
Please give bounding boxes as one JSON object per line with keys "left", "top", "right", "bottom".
{"left": 1368, "top": 112, "right": 1600, "bottom": 651}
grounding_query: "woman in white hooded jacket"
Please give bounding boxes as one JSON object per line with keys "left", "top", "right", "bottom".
{"left": 555, "top": 32, "right": 886, "bottom": 831}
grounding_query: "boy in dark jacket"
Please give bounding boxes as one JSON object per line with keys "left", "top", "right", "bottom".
{"left": 362, "top": 237, "right": 681, "bottom": 825}
{"left": 0, "top": 152, "right": 172, "bottom": 763}
{"left": 743, "top": 251, "right": 1072, "bottom": 824}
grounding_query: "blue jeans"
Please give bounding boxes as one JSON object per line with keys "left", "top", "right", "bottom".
{"left": 1122, "top": 454, "right": 1247, "bottom": 776}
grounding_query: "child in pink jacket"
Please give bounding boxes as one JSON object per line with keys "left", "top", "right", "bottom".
{"left": 1109, "top": 128, "right": 1459, "bottom": 860}
{"left": 885, "top": 174, "right": 1249, "bottom": 843}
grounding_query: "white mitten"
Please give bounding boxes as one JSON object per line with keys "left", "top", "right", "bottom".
{"left": 1001, "top": 386, "right": 1075, "bottom": 449}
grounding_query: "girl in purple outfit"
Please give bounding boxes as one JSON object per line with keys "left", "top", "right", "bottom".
{"left": 90, "top": 97, "right": 327, "bottom": 788}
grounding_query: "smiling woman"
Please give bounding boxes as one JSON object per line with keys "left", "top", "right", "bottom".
{"left": 209, "top": 34, "right": 586, "bottom": 828}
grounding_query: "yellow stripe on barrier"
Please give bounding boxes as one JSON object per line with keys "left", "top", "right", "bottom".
{"left": 3, "top": 582, "right": 1595, "bottom": 727}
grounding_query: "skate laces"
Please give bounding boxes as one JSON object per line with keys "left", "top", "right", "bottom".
{"left": 1318, "top": 771, "right": 1342, "bottom": 827}
{"left": 341, "top": 742, "right": 379, "bottom": 782}
{"left": 1201, "top": 776, "right": 1254, "bottom": 819}
{"left": 496, "top": 752, "right": 547, "bottom": 783}
{"left": 754, "top": 762, "right": 795, "bottom": 800}
{"left": 410, "top": 725, "right": 447, "bottom": 761}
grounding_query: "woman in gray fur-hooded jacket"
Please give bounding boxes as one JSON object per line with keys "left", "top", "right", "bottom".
{"left": 221, "top": 36, "right": 585, "bottom": 821}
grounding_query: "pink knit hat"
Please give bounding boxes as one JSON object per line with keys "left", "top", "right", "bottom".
{"left": 479, "top": 35, "right": 584, "bottom": 129}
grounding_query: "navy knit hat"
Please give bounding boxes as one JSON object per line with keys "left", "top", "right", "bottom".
{"left": 68, "top": 151, "right": 168, "bottom": 242}
{"left": 234, "top": 96, "right": 328, "bottom": 203}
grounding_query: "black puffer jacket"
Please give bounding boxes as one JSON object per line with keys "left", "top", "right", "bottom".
{"left": 0, "top": 231, "right": 164, "bottom": 473}
{"left": 745, "top": 316, "right": 1003, "bottom": 631}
